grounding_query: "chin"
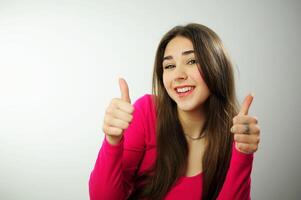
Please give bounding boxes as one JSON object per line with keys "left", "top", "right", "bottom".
{"left": 176, "top": 102, "right": 199, "bottom": 112}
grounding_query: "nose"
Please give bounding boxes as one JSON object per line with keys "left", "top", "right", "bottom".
{"left": 174, "top": 65, "right": 188, "bottom": 81}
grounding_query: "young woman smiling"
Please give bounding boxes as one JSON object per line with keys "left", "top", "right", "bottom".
{"left": 89, "top": 23, "right": 260, "bottom": 200}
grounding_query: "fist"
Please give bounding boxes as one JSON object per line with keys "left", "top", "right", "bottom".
{"left": 102, "top": 78, "right": 134, "bottom": 145}
{"left": 230, "top": 94, "right": 261, "bottom": 154}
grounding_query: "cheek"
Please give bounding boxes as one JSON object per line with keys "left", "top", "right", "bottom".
{"left": 191, "top": 69, "right": 210, "bottom": 92}
{"left": 162, "top": 73, "right": 171, "bottom": 90}
{"left": 191, "top": 70, "right": 204, "bottom": 84}
{"left": 194, "top": 65, "right": 205, "bottom": 81}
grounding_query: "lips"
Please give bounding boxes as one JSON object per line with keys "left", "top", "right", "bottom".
{"left": 174, "top": 85, "right": 195, "bottom": 92}
{"left": 174, "top": 85, "right": 195, "bottom": 97}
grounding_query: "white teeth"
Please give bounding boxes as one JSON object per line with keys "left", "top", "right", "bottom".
{"left": 176, "top": 86, "right": 193, "bottom": 93}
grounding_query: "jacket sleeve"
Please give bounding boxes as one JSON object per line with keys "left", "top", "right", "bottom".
{"left": 217, "top": 143, "right": 254, "bottom": 200}
{"left": 89, "top": 97, "right": 147, "bottom": 200}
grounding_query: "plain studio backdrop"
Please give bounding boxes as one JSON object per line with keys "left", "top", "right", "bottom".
{"left": 0, "top": 0, "right": 300, "bottom": 199}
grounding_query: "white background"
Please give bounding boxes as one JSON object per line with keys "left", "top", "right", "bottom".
{"left": 0, "top": 0, "right": 300, "bottom": 199}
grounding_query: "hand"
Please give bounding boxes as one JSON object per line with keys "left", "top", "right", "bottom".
{"left": 230, "top": 93, "right": 261, "bottom": 154}
{"left": 102, "top": 78, "right": 134, "bottom": 145}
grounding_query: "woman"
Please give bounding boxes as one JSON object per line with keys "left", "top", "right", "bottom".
{"left": 89, "top": 23, "right": 260, "bottom": 200}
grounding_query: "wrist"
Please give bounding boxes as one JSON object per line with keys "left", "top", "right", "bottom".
{"left": 106, "top": 134, "right": 123, "bottom": 145}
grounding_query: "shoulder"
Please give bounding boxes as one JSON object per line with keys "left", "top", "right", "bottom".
{"left": 123, "top": 94, "right": 156, "bottom": 148}
{"left": 131, "top": 94, "right": 157, "bottom": 139}
{"left": 133, "top": 94, "right": 154, "bottom": 107}
{"left": 133, "top": 94, "right": 156, "bottom": 116}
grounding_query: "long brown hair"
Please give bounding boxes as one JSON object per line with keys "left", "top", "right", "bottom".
{"left": 129, "top": 23, "right": 239, "bottom": 200}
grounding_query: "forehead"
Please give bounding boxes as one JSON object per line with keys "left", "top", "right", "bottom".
{"left": 164, "top": 36, "right": 194, "bottom": 57}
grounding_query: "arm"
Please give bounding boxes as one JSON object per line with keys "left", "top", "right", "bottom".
{"left": 89, "top": 97, "right": 146, "bottom": 200}
{"left": 218, "top": 94, "right": 260, "bottom": 199}
{"left": 89, "top": 136, "right": 127, "bottom": 200}
{"left": 217, "top": 144, "right": 254, "bottom": 200}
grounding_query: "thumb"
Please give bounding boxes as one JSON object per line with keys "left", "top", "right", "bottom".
{"left": 239, "top": 93, "right": 254, "bottom": 116}
{"left": 119, "top": 78, "right": 131, "bottom": 103}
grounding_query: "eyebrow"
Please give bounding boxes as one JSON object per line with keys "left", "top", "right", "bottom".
{"left": 163, "top": 50, "right": 195, "bottom": 61}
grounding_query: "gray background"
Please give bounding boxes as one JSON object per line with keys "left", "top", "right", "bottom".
{"left": 0, "top": 0, "right": 300, "bottom": 199}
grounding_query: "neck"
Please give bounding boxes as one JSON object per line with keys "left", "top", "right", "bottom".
{"left": 177, "top": 106, "right": 206, "bottom": 139}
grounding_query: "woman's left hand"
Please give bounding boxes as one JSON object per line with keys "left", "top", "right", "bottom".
{"left": 230, "top": 94, "right": 261, "bottom": 154}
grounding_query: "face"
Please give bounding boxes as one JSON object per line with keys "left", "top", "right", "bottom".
{"left": 162, "top": 36, "right": 211, "bottom": 113}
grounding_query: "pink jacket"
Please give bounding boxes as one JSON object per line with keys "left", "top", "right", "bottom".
{"left": 89, "top": 94, "right": 253, "bottom": 199}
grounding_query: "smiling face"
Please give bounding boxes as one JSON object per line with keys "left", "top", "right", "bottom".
{"left": 162, "top": 36, "right": 211, "bottom": 113}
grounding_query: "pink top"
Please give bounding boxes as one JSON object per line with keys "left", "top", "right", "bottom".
{"left": 89, "top": 94, "right": 253, "bottom": 200}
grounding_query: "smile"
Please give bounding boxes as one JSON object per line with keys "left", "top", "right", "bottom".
{"left": 175, "top": 86, "right": 195, "bottom": 97}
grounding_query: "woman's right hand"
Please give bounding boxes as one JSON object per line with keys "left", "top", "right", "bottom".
{"left": 102, "top": 78, "right": 134, "bottom": 145}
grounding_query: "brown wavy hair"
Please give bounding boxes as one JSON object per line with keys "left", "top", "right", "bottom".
{"left": 129, "top": 23, "right": 239, "bottom": 200}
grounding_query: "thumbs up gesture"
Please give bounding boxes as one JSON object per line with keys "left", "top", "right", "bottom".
{"left": 102, "top": 78, "right": 134, "bottom": 145}
{"left": 230, "top": 94, "right": 261, "bottom": 154}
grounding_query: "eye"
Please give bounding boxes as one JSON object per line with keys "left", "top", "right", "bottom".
{"left": 187, "top": 59, "right": 197, "bottom": 65}
{"left": 163, "top": 64, "right": 175, "bottom": 70}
